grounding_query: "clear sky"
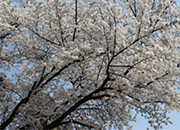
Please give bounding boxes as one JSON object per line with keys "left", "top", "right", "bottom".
{"left": 9, "top": 0, "right": 180, "bottom": 129}
{"left": 131, "top": 111, "right": 180, "bottom": 130}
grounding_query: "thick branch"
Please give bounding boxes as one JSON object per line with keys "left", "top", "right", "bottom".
{"left": 107, "top": 20, "right": 178, "bottom": 75}
{"left": 0, "top": 60, "right": 80, "bottom": 129}
{"left": 43, "top": 75, "right": 110, "bottom": 129}
{"left": 39, "top": 60, "right": 80, "bottom": 89}
{"left": 0, "top": 33, "right": 10, "bottom": 39}
{"left": 0, "top": 82, "right": 37, "bottom": 129}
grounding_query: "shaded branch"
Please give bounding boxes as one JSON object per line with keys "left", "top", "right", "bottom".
{"left": 146, "top": 72, "right": 169, "bottom": 86}
{"left": 127, "top": 2, "right": 137, "bottom": 17}
{"left": 0, "top": 81, "right": 37, "bottom": 129}
{"left": 0, "top": 33, "right": 10, "bottom": 39}
{"left": 0, "top": 23, "right": 19, "bottom": 40}
{"left": 43, "top": 66, "right": 56, "bottom": 79}
{"left": 0, "top": 59, "right": 80, "bottom": 129}
{"left": 43, "top": 75, "right": 110, "bottom": 129}
{"left": 124, "top": 59, "right": 145, "bottom": 76}
{"left": 39, "top": 60, "right": 80, "bottom": 89}
{"left": 72, "top": 120, "right": 94, "bottom": 129}
{"left": 18, "top": 124, "right": 31, "bottom": 130}
{"left": 125, "top": 92, "right": 169, "bottom": 104}
{"left": 91, "top": 94, "right": 111, "bottom": 100}
{"left": 72, "top": 0, "right": 78, "bottom": 41}
{"left": 29, "top": 28, "right": 59, "bottom": 46}
{"left": 107, "top": 19, "right": 178, "bottom": 75}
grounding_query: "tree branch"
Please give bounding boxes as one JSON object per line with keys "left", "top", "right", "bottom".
{"left": 39, "top": 60, "right": 80, "bottom": 89}
{"left": 0, "top": 81, "right": 37, "bottom": 129}
{"left": 72, "top": 120, "right": 94, "bottom": 129}
{"left": 91, "top": 94, "right": 111, "bottom": 100}
{"left": 72, "top": 0, "right": 78, "bottom": 41}
{"left": 43, "top": 75, "right": 110, "bottom": 129}
{"left": 0, "top": 59, "right": 80, "bottom": 129}
{"left": 124, "top": 59, "right": 145, "bottom": 76}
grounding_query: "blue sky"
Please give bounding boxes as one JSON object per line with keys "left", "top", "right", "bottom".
{"left": 9, "top": 0, "right": 180, "bottom": 129}
{"left": 131, "top": 111, "right": 180, "bottom": 130}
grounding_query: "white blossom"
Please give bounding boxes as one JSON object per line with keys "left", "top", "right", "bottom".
{"left": 0, "top": 0, "right": 180, "bottom": 130}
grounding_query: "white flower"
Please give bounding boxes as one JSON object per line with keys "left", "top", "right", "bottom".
{"left": 145, "top": 51, "right": 154, "bottom": 58}
{"left": 71, "top": 56, "right": 79, "bottom": 60}
{"left": 139, "top": 100, "right": 144, "bottom": 104}
{"left": 121, "top": 43, "right": 126, "bottom": 49}
{"left": 154, "top": 2, "right": 163, "bottom": 14}
{"left": 114, "top": 100, "right": 121, "bottom": 105}
{"left": 96, "top": 48, "right": 104, "bottom": 54}
{"left": 127, "top": 98, "right": 133, "bottom": 103}
{"left": 101, "top": 20, "right": 109, "bottom": 27}
{"left": 64, "top": 51, "right": 71, "bottom": 59}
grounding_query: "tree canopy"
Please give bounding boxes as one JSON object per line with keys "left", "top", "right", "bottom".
{"left": 1, "top": 0, "right": 180, "bottom": 129}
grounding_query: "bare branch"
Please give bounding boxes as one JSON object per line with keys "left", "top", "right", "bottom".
{"left": 72, "top": 0, "right": 78, "bottom": 41}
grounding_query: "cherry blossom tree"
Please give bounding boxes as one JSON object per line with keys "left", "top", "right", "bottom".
{"left": 1, "top": 0, "right": 180, "bottom": 129}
